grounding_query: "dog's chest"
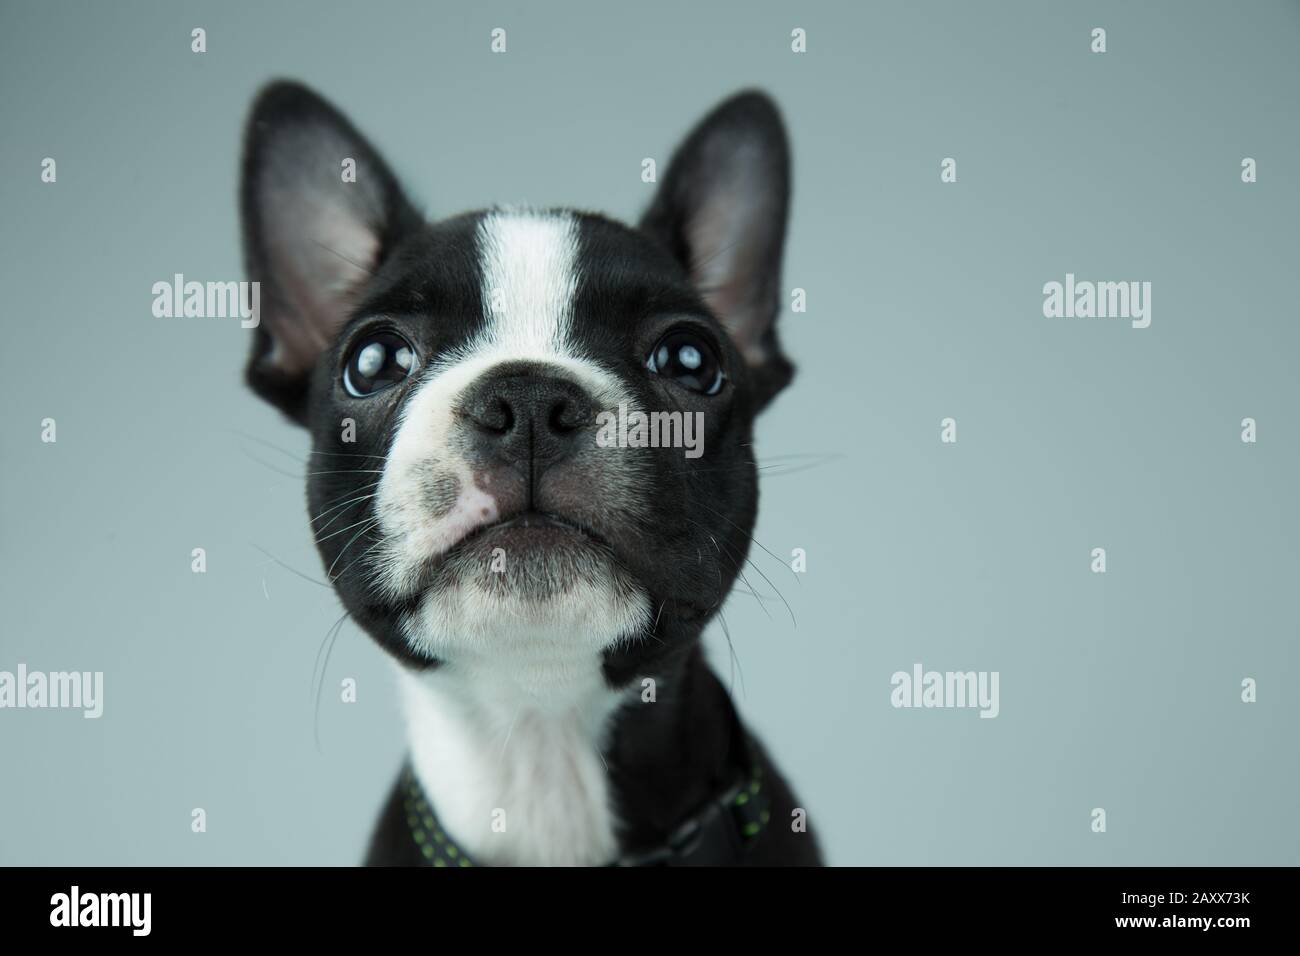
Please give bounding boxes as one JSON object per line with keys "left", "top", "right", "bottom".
{"left": 397, "top": 655, "right": 625, "bottom": 866}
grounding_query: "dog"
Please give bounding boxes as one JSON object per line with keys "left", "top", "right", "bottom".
{"left": 239, "top": 81, "right": 821, "bottom": 866}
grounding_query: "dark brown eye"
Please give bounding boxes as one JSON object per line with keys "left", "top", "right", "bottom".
{"left": 343, "top": 331, "right": 416, "bottom": 397}
{"left": 646, "top": 330, "right": 724, "bottom": 395}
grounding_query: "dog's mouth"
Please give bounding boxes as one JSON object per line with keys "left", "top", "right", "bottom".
{"left": 449, "top": 509, "right": 611, "bottom": 555}
{"left": 403, "top": 508, "right": 622, "bottom": 597}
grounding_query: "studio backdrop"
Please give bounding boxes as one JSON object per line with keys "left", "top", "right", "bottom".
{"left": 1, "top": 0, "right": 1297, "bottom": 866}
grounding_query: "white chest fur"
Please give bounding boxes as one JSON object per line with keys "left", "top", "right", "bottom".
{"left": 397, "top": 651, "right": 628, "bottom": 867}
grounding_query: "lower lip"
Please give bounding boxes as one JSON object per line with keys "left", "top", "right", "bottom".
{"left": 497, "top": 512, "right": 570, "bottom": 532}
{"left": 455, "top": 512, "right": 601, "bottom": 551}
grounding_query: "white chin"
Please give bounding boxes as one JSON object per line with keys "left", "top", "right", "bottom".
{"left": 400, "top": 564, "right": 651, "bottom": 662}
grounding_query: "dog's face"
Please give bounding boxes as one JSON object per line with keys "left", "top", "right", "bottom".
{"left": 241, "top": 83, "right": 792, "bottom": 688}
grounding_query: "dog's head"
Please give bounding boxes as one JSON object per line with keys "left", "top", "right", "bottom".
{"left": 241, "top": 82, "right": 793, "bottom": 688}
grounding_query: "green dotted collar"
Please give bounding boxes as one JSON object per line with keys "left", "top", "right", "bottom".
{"left": 401, "top": 767, "right": 475, "bottom": 867}
{"left": 402, "top": 741, "right": 771, "bottom": 867}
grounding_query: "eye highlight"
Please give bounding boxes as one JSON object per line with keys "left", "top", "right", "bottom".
{"left": 646, "top": 329, "right": 724, "bottom": 395}
{"left": 343, "top": 331, "right": 416, "bottom": 397}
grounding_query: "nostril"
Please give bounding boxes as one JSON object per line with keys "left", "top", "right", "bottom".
{"left": 496, "top": 401, "right": 515, "bottom": 433}
{"left": 548, "top": 402, "right": 570, "bottom": 434}
{"left": 472, "top": 396, "right": 514, "bottom": 434}
{"left": 549, "top": 398, "right": 589, "bottom": 434}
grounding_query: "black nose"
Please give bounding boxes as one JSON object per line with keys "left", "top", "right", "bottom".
{"left": 459, "top": 369, "right": 595, "bottom": 467}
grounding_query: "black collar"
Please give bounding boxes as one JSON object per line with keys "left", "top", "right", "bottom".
{"left": 399, "top": 741, "right": 772, "bottom": 867}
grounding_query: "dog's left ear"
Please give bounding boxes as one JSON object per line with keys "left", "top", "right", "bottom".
{"left": 240, "top": 81, "right": 420, "bottom": 424}
{"left": 641, "top": 90, "right": 793, "bottom": 410}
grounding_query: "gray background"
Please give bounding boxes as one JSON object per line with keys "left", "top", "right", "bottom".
{"left": 1, "top": 0, "right": 1297, "bottom": 866}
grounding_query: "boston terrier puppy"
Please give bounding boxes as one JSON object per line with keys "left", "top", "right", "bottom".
{"left": 239, "top": 81, "right": 821, "bottom": 866}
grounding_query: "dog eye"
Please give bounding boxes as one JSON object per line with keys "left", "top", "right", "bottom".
{"left": 343, "top": 331, "right": 417, "bottom": 397}
{"left": 646, "top": 330, "right": 724, "bottom": 395}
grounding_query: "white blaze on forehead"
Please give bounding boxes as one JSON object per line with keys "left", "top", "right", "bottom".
{"left": 475, "top": 210, "right": 581, "bottom": 357}
{"left": 463, "top": 209, "right": 627, "bottom": 403}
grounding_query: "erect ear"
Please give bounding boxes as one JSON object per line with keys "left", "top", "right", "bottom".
{"left": 240, "top": 81, "right": 420, "bottom": 424}
{"left": 640, "top": 90, "right": 793, "bottom": 410}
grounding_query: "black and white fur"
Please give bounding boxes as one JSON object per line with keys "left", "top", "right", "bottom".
{"left": 240, "top": 81, "right": 821, "bottom": 866}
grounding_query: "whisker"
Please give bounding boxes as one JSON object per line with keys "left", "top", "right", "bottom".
{"left": 231, "top": 429, "right": 309, "bottom": 462}
{"left": 715, "top": 607, "right": 745, "bottom": 701}
{"left": 731, "top": 584, "right": 782, "bottom": 604}
{"left": 310, "top": 477, "right": 383, "bottom": 506}
{"left": 251, "top": 544, "right": 332, "bottom": 591}
{"left": 340, "top": 536, "right": 389, "bottom": 583}
{"left": 758, "top": 452, "right": 844, "bottom": 461}
{"left": 305, "top": 468, "right": 386, "bottom": 477}
{"left": 688, "top": 496, "right": 801, "bottom": 585}
{"left": 235, "top": 427, "right": 389, "bottom": 467}
{"left": 307, "top": 448, "right": 392, "bottom": 461}
{"left": 314, "top": 493, "right": 378, "bottom": 535}
{"left": 237, "top": 445, "right": 303, "bottom": 480}
{"left": 680, "top": 503, "right": 797, "bottom": 628}
{"left": 737, "top": 553, "right": 794, "bottom": 628}
{"left": 316, "top": 515, "right": 379, "bottom": 544}
{"left": 684, "top": 517, "right": 775, "bottom": 622}
{"left": 327, "top": 520, "right": 380, "bottom": 580}
{"left": 308, "top": 484, "right": 381, "bottom": 526}
{"left": 313, "top": 611, "right": 351, "bottom": 752}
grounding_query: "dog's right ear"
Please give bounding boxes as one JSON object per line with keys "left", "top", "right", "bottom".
{"left": 240, "top": 81, "right": 419, "bottom": 424}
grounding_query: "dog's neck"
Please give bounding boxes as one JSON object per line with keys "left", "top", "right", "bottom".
{"left": 397, "top": 644, "right": 625, "bottom": 867}
{"left": 397, "top": 640, "right": 739, "bottom": 866}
